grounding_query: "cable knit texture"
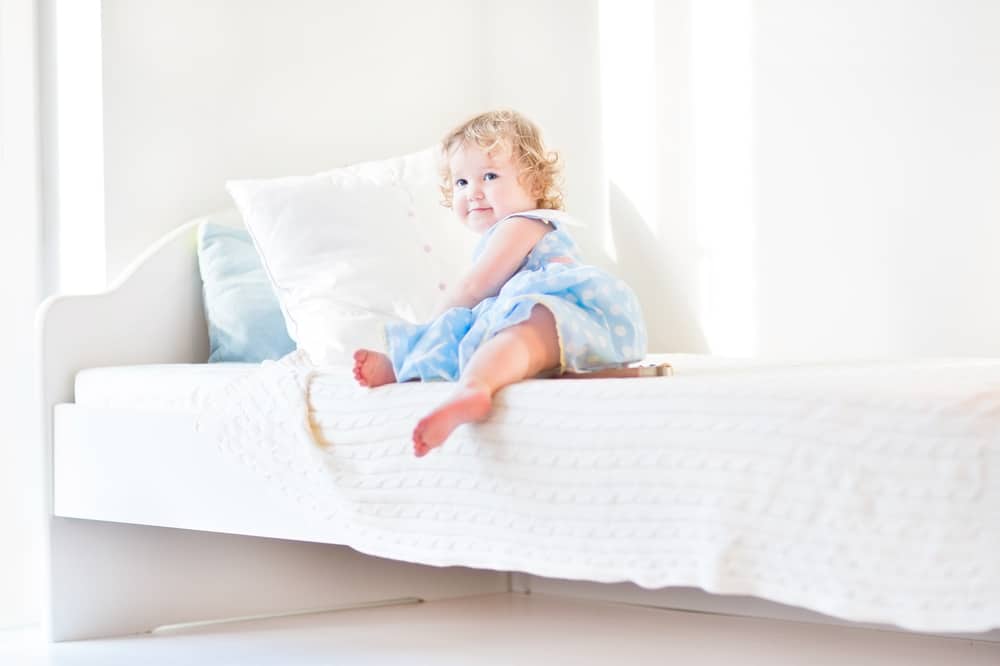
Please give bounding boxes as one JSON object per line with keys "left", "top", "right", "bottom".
{"left": 199, "top": 352, "right": 1000, "bottom": 632}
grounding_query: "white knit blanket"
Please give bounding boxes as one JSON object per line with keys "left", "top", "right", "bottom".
{"left": 203, "top": 351, "right": 1000, "bottom": 633}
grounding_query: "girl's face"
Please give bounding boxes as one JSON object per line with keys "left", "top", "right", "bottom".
{"left": 448, "top": 142, "right": 538, "bottom": 233}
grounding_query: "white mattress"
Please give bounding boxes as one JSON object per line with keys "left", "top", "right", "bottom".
{"left": 72, "top": 354, "right": 769, "bottom": 411}
{"left": 75, "top": 362, "right": 258, "bottom": 411}
{"left": 195, "top": 352, "right": 1000, "bottom": 633}
{"left": 69, "top": 354, "right": 1000, "bottom": 632}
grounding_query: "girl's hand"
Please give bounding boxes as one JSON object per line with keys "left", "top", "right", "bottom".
{"left": 432, "top": 217, "right": 551, "bottom": 315}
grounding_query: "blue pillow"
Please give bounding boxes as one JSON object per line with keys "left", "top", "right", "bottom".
{"left": 197, "top": 222, "right": 296, "bottom": 362}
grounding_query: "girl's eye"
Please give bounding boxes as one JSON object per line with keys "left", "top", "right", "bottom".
{"left": 484, "top": 172, "right": 498, "bottom": 181}
{"left": 455, "top": 178, "right": 468, "bottom": 188}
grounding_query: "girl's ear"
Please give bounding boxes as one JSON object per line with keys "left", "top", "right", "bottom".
{"left": 527, "top": 174, "right": 545, "bottom": 201}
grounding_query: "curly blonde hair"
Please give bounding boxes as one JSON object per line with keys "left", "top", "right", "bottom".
{"left": 439, "top": 109, "right": 564, "bottom": 211}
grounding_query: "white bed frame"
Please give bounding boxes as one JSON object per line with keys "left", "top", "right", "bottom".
{"left": 38, "top": 220, "right": 1000, "bottom": 643}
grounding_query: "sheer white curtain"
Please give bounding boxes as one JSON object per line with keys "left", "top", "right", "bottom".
{"left": 0, "top": 0, "right": 43, "bottom": 628}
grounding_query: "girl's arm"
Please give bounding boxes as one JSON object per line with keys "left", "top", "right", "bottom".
{"left": 431, "top": 217, "right": 550, "bottom": 317}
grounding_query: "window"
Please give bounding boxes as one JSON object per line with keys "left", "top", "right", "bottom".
{"left": 0, "top": 0, "right": 43, "bottom": 628}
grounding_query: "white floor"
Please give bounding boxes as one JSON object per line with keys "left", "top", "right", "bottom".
{"left": 2, "top": 593, "right": 998, "bottom": 666}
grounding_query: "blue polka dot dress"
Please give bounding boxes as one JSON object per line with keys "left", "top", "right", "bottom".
{"left": 384, "top": 209, "right": 647, "bottom": 382}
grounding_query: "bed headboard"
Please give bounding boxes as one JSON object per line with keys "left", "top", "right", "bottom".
{"left": 37, "top": 219, "right": 207, "bottom": 410}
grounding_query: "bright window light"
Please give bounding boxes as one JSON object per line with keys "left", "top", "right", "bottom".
{"left": 55, "top": 0, "right": 105, "bottom": 293}
{"left": 692, "top": 0, "right": 755, "bottom": 356}
{"left": 598, "top": 0, "right": 657, "bottom": 262}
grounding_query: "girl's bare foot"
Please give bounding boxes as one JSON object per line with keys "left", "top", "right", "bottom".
{"left": 412, "top": 384, "right": 492, "bottom": 457}
{"left": 352, "top": 349, "right": 397, "bottom": 388}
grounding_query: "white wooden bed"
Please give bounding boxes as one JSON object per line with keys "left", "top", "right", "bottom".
{"left": 38, "top": 219, "right": 1000, "bottom": 643}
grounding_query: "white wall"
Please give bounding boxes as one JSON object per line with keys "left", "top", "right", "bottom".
{"left": 96, "top": 0, "right": 1000, "bottom": 358}
{"left": 753, "top": 0, "right": 1000, "bottom": 358}
{"left": 101, "top": 0, "right": 611, "bottom": 281}
{"left": 0, "top": 0, "right": 42, "bottom": 627}
{"left": 484, "top": 0, "right": 607, "bottom": 260}
{"left": 634, "top": 0, "right": 1000, "bottom": 358}
{"left": 102, "top": 0, "right": 491, "bottom": 277}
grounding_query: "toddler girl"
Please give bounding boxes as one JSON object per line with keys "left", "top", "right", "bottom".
{"left": 353, "top": 109, "right": 647, "bottom": 456}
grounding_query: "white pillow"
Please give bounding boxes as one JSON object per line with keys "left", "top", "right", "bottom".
{"left": 227, "top": 148, "right": 473, "bottom": 366}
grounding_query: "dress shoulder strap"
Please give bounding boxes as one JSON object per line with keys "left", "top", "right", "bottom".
{"left": 495, "top": 209, "right": 584, "bottom": 229}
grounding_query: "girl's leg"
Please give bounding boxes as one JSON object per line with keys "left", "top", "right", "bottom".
{"left": 352, "top": 349, "right": 397, "bottom": 388}
{"left": 413, "top": 304, "right": 560, "bottom": 457}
